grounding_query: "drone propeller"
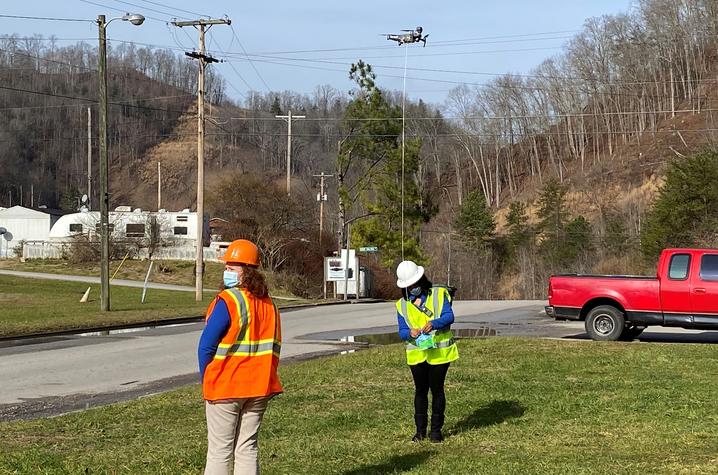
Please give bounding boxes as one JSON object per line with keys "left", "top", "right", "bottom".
{"left": 421, "top": 34, "right": 429, "bottom": 47}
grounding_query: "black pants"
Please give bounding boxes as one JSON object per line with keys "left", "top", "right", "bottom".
{"left": 410, "top": 362, "right": 450, "bottom": 420}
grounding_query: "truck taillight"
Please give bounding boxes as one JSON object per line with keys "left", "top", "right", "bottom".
{"left": 547, "top": 282, "right": 553, "bottom": 300}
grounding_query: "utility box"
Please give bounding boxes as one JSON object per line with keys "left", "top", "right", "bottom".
{"left": 324, "top": 249, "right": 373, "bottom": 298}
{"left": 335, "top": 266, "right": 373, "bottom": 298}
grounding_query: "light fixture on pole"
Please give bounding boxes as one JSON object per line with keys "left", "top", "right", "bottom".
{"left": 97, "top": 12, "right": 145, "bottom": 312}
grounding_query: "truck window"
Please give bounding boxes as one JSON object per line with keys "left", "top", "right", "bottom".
{"left": 699, "top": 254, "right": 718, "bottom": 281}
{"left": 668, "top": 254, "right": 690, "bottom": 280}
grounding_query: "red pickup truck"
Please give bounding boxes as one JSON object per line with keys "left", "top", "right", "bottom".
{"left": 545, "top": 248, "right": 718, "bottom": 341}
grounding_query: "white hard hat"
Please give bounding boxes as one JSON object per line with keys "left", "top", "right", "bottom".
{"left": 396, "top": 260, "right": 424, "bottom": 288}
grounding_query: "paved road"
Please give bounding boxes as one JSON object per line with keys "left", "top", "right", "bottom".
{"left": 0, "top": 301, "right": 543, "bottom": 412}
{"left": 1, "top": 299, "right": 716, "bottom": 419}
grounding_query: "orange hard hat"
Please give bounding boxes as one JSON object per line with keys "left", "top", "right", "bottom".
{"left": 222, "top": 239, "right": 260, "bottom": 267}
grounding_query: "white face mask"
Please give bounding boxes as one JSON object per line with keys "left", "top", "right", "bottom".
{"left": 223, "top": 270, "right": 240, "bottom": 288}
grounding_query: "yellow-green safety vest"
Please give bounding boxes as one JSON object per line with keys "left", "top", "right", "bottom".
{"left": 396, "top": 286, "right": 459, "bottom": 366}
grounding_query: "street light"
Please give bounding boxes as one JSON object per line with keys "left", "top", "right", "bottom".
{"left": 97, "top": 13, "right": 144, "bottom": 311}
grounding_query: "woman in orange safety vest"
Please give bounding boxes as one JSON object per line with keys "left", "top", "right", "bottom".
{"left": 198, "top": 239, "right": 282, "bottom": 475}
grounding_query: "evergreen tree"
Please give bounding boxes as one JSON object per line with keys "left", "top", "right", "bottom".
{"left": 454, "top": 189, "right": 495, "bottom": 248}
{"left": 563, "top": 215, "right": 594, "bottom": 265}
{"left": 506, "top": 200, "right": 531, "bottom": 248}
{"left": 269, "top": 97, "right": 282, "bottom": 115}
{"left": 602, "top": 210, "right": 630, "bottom": 256}
{"left": 536, "top": 178, "right": 568, "bottom": 239}
{"left": 337, "top": 61, "right": 427, "bottom": 266}
{"left": 641, "top": 150, "right": 718, "bottom": 259}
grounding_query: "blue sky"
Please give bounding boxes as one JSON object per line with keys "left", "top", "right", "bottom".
{"left": 2, "top": 0, "right": 633, "bottom": 107}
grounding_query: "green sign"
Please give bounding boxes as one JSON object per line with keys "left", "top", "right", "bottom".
{"left": 359, "top": 246, "right": 378, "bottom": 253}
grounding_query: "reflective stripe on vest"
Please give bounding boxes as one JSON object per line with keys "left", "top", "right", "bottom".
{"left": 397, "top": 286, "right": 459, "bottom": 365}
{"left": 214, "top": 288, "right": 282, "bottom": 359}
{"left": 202, "top": 287, "right": 283, "bottom": 400}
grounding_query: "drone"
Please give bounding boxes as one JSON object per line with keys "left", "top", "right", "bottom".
{"left": 384, "top": 26, "right": 429, "bottom": 47}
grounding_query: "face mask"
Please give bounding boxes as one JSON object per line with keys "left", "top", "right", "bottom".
{"left": 223, "top": 270, "right": 239, "bottom": 288}
{"left": 409, "top": 286, "right": 422, "bottom": 298}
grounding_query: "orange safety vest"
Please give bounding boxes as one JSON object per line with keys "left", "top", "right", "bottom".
{"left": 202, "top": 287, "right": 283, "bottom": 401}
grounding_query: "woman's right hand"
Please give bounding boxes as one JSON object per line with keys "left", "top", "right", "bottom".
{"left": 410, "top": 328, "right": 420, "bottom": 338}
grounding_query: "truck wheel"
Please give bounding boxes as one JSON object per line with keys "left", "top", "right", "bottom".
{"left": 619, "top": 326, "right": 645, "bottom": 341}
{"left": 585, "top": 305, "right": 625, "bottom": 341}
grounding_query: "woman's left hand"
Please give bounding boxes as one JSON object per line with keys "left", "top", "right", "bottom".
{"left": 421, "top": 321, "right": 433, "bottom": 333}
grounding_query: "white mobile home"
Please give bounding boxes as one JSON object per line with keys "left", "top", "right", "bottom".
{"left": 0, "top": 206, "right": 55, "bottom": 257}
{"left": 48, "top": 207, "right": 203, "bottom": 245}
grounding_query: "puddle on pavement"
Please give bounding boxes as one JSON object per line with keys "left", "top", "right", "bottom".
{"left": 341, "top": 327, "right": 498, "bottom": 346}
{"left": 77, "top": 322, "right": 194, "bottom": 337}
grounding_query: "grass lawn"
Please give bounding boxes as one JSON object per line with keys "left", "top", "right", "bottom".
{"left": 0, "top": 258, "right": 225, "bottom": 287}
{"left": 0, "top": 275, "right": 213, "bottom": 337}
{"left": 0, "top": 275, "right": 316, "bottom": 338}
{"left": 1, "top": 338, "right": 718, "bottom": 474}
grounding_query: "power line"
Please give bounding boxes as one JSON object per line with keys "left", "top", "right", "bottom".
{"left": 224, "top": 56, "right": 706, "bottom": 100}
{"left": 0, "top": 93, "right": 193, "bottom": 111}
{"left": 0, "top": 13, "right": 91, "bottom": 22}
{"left": 0, "top": 84, "right": 192, "bottom": 114}
{"left": 107, "top": 0, "right": 191, "bottom": 20}
{"left": 14, "top": 127, "right": 718, "bottom": 142}
{"left": 224, "top": 107, "right": 718, "bottom": 122}
{"left": 229, "top": 24, "right": 270, "bottom": 92}
{"left": 2, "top": 34, "right": 711, "bottom": 90}
{"left": 132, "top": 0, "right": 211, "bottom": 18}
{"left": 76, "top": 0, "right": 166, "bottom": 23}
{"left": 249, "top": 30, "right": 581, "bottom": 55}
{"left": 0, "top": 47, "right": 96, "bottom": 72}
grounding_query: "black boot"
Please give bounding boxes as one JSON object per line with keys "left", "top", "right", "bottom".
{"left": 429, "top": 413, "right": 444, "bottom": 442}
{"left": 412, "top": 414, "right": 427, "bottom": 442}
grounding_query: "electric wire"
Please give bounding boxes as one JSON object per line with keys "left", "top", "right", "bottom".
{"left": 229, "top": 24, "right": 271, "bottom": 92}
{"left": 106, "top": 0, "right": 192, "bottom": 21}
{"left": 133, "top": 0, "right": 211, "bottom": 18}
{"left": 0, "top": 14, "right": 91, "bottom": 23}
{"left": 76, "top": 0, "right": 166, "bottom": 23}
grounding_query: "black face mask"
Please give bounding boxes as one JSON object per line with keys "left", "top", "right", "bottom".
{"left": 409, "top": 286, "right": 422, "bottom": 297}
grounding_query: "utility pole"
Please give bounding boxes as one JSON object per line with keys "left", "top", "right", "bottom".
{"left": 87, "top": 106, "right": 92, "bottom": 209}
{"left": 157, "top": 161, "right": 161, "bottom": 210}
{"left": 97, "top": 12, "right": 145, "bottom": 312}
{"left": 276, "top": 110, "right": 305, "bottom": 195}
{"left": 173, "top": 18, "right": 231, "bottom": 302}
{"left": 98, "top": 14, "right": 110, "bottom": 311}
{"left": 313, "top": 172, "right": 333, "bottom": 245}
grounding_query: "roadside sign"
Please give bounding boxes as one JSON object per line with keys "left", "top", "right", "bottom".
{"left": 359, "top": 246, "right": 378, "bottom": 253}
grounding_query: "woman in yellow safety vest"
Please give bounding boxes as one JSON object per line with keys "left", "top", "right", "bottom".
{"left": 395, "top": 260, "right": 459, "bottom": 443}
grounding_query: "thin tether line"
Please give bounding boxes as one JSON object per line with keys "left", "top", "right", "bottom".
{"left": 401, "top": 44, "right": 408, "bottom": 262}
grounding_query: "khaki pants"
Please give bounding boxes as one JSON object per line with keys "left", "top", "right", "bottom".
{"left": 204, "top": 397, "right": 270, "bottom": 475}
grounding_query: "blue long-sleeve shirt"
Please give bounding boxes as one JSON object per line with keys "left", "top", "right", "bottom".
{"left": 397, "top": 290, "right": 455, "bottom": 341}
{"left": 198, "top": 298, "right": 231, "bottom": 382}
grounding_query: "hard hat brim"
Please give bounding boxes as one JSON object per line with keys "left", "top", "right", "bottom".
{"left": 396, "top": 265, "right": 424, "bottom": 288}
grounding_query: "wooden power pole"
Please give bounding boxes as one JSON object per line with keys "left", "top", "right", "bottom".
{"left": 313, "top": 172, "right": 333, "bottom": 245}
{"left": 172, "top": 18, "right": 231, "bottom": 302}
{"left": 275, "top": 110, "right": 305, "bottom": 195}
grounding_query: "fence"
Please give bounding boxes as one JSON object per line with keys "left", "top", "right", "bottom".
{"left": 22, "top": 241, "right": 223, "bottom": 262}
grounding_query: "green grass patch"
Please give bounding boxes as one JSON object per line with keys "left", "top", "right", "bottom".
{"left": 0, "top": 275, "right": 213, "bottom": 337}
{"left": 2, "top": 338, "right": 718, "bottom": 473}
{"left": 0, "top": 258, "right": 225, "bottom": 287}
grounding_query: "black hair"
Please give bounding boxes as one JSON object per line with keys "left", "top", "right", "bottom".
{"left": 401, "top": 274, "right": 433, "bottom": 300}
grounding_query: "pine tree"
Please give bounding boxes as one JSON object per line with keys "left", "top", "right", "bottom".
{"left": 454, "top": 189, "right": 495, "bottom": 248}
{"left": 641, "top": 150, "right": 718, "bottom": 259}
{"left": 270, "top": 96, "right": 282, "bottom": 115}
{"left": 337, "top": 61, "right": 427, "bottom": 267}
